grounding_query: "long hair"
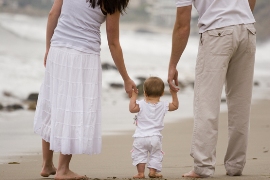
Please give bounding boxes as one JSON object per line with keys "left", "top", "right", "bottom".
{"left": 87, "top": 0, "right": 129, "bottom": 15}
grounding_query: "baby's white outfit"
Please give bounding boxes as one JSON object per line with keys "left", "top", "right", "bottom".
{"left": 131, "top": 99, "right": 169, "bottom": 172}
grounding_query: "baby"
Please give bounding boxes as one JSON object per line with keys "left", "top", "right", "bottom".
{"left": 129, "top": 76, "right": 179, "bottom": 178}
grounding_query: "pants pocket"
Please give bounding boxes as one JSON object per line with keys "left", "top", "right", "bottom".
{"left": 245, "top": 26, "right": 256, "bottom": 54}
{"left": 207, "top": 28, "right": 234, "bottom": 56}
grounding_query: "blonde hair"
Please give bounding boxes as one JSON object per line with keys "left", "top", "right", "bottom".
{"left": 143, "top": 77, "right": 164, "bottom": 97}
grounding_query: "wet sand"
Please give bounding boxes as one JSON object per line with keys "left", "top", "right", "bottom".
{"left": 0, "top": 100, "right": 269, "bottom": 180}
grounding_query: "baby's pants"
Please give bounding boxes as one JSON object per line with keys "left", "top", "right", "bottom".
{"left": 131, "top": 136, "right": 163, "bottom": 172}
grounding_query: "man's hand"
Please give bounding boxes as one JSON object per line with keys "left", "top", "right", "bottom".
{"left": 168, "top": 67, "right": 180, "bottom": 92}
{"left": 124, "top": 79, "right": 137, "bottom": 98}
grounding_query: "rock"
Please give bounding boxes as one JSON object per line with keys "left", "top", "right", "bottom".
{"left": 221, "top": 98, "right": 226, "bottom": 103}
{"left": 136, "top": 76, "right": 146, "bottom": 82}
{"left": 27, "top": 93, "right": 39, "bottom": 101}
{"left": 101, "top": 63, "right": 117, "bottom": 71}
{"left": 254, "top": 81, "right": 260, "bottom": 86}
{"left": 136, "top": 82, "right": 144, "bottom": 96}
{"left": 0, "top": 103, "right": 3, "bottom": 110}
{"left": 3, "top": 91, "right": 13, "bottom": 97}
{"left": 28, "top": 101, "right": 37, "bottom": 111}
{"left": 189, "top": 81, "right": 195, "bottom": 89}
{"left": 135, "top": 27, "right": 155, "bottom": 34}
{"left": 6, "top": 104, "right": 24, "bottom": 111}
{"left": 110, "top": 83, "right": 123, "bottom": 88}
{"left": 178, "top": 81, "right": 187, "bottom": 89}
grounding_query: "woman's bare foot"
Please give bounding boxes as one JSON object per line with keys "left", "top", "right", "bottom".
{"left": 40, "top": 164, "right": 56, "bottom": 177}
{"left": 182, "top": 170, "right": 203, "bottom": 178}
{"left": 133, "top": 173, "right": 145, "bottom": 179}
{"left": 54, "top": 169, "right": 88, "bottom": 180}
{"left": 148, "top": 173, "right": 163, "bottom": 178}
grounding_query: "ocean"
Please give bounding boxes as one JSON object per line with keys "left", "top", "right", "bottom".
{"left": 0, "top": 13, "right": 269, "bottom": 163}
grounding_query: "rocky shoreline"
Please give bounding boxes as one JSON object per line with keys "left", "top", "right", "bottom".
{"left": 0, "top": 61, "right": 196, "bottom": 113}
{"left": 1, "top": 60, "right": 264, "bottom": 113}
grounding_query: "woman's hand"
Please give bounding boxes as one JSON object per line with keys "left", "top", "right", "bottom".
{"left": 124, "top": 79, "right": 137, "bottom": 98}
{"left": 44, "top": 51, "right": 48, "bottom": 67}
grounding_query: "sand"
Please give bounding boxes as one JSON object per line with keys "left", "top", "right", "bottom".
{"left": 0, "top": 100, "right": 269, "bottom": 180}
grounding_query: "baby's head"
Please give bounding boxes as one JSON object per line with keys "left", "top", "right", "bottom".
{"left": 143, "top": 77, "right": 165, "bottom": 97}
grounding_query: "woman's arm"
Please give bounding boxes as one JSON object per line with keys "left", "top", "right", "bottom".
{"left": 168, "top": 89, "right": 179, "bottom": 111}
{"left": 248, "top": 0, "right": 256, "bottom": 12}
{"left": 44, "top": 0, "right": 63, "bottom": 67}
{"left": 106, "top": 12, "right": 137, "bottom": 97}
{"left": 129, "top": 90, "right": 140, "bottom": 113}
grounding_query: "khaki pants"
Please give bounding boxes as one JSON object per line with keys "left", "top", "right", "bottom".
{"left": 191, "top": 24, "right": 256, "bottom": 177}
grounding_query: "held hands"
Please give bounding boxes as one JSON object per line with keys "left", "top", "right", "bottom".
{"left": 168, "top": 67, "right": 180, "bottom": 92}
{"left": 170, "top": 88, "right": 179, "bottom": 95}
{"left": 131, "top": 89, "right": 138, "bottom": 98}
{"left": 124, "top": 79, "right": 138, "bottom": 98}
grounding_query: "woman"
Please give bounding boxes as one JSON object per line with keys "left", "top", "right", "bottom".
{"left": 33, "top": 0, "right": 136, "bottom": 179}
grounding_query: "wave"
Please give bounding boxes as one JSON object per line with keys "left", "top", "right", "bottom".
{"left": 0, "top": 13, "right": 46, "bottom": 42}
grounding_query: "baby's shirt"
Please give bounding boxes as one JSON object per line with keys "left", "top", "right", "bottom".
{"left": 132, "top": 99, "right": 169, "bottom": 138}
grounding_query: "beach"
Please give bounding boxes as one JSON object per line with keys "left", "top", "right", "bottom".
{"left": 0, "top": 99, "right": 269, "bottom": 180}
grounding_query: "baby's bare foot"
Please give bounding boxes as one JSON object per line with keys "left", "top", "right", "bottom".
{"left": 133, "top": 173, "right": 145, "bottom": 179}
{"left": 148, "top": 173, "right": 163, "bottom": 178}
{"left": 54, "top": 170, "right": 88, "bottom": 180}
{"left": 182, "top": 170, "right": 203, "bottom": 178}
{"left": 40, "top": 165, "right": 56, "bottom": 177}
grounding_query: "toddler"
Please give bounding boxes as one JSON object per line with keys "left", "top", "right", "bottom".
{"left": 129, "top": 76, "right": 179, "bottom": 178}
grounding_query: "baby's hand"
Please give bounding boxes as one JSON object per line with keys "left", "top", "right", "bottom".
{"left": 170, "top": 88, "right": 179, "bottom": 94}
{"left": 131, "top": 89, "right": 138, "bottom": 98}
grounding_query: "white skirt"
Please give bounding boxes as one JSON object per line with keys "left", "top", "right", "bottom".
{"left": 34, "top": 47, "right": 102, "bottom": 155}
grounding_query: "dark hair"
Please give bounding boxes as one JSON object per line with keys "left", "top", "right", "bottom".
{"left": 87, "top": 0, "right": 129, "bottom": 15}
{"left": 143, "top": 77, "right": 165, "bottom": 97}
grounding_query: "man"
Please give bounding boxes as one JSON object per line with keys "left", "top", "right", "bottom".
{"left": 168, "top": 0, "right": 256, "bottom": 178}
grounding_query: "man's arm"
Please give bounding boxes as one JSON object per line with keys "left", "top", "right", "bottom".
{"left": 248, "top": 0, "right": 256, "bottom": 12}
{"left": 168, "top": 5, "right": 192, "bottom": 91}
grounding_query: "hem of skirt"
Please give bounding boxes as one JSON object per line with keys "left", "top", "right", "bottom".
{"left": 34, "top": 129, "right": 102, "bottom": 155}
{"left": 34, "top": 128, "right": 50, "bottom": 143}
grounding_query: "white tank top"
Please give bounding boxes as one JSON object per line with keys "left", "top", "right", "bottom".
{"left": 51, "top": 0, "right": 106, "bottom": 54}
{"left": 133, "top": 100, "right": 169, "bottom": 138}
{"left": 176, "top": 0, "right": 255, "bottom": 33}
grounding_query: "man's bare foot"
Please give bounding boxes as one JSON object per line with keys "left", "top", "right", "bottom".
{"left": 148, "top": 173, "right": 163, "bottom": 178}
{"left": 182, "top": 170, "right": 203, "bottom": 178}
{"left": 54, "top": 169, "right": 88, "bottom": 180}
{"left": 40, "top": 165, "right": 56, "bottom": 177}
{"left": 133, "top": 173, "right": 145, "bottom": 179}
